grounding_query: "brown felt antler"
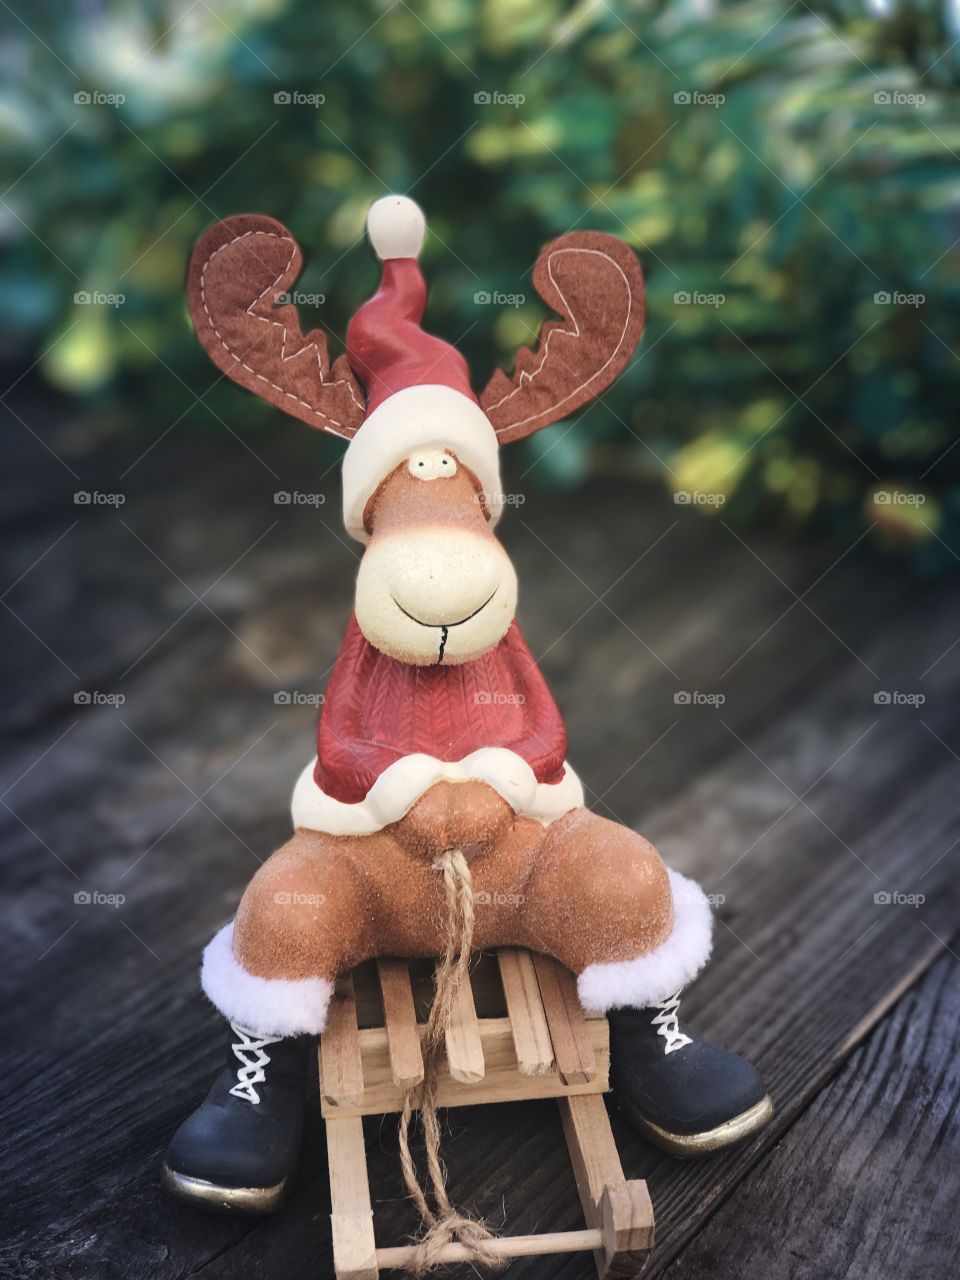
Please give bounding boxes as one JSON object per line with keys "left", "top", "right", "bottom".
{"left": 480, "top": 231, "right": 645, "bottom": 443}
{"left": 187, "top": 215, "right": 366, "bottom": 439}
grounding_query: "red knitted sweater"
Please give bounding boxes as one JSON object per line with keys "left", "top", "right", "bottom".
{"left": 314, "top": 615, "right": 568, "bottom": 803}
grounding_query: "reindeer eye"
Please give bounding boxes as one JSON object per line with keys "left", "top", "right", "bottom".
{"left": 408, "top": 450, "right": 458, "bottom": 481}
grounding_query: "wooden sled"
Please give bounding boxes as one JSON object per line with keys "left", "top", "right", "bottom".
{"left": 319, "top": 947, "right": 654, "bottom": 1278}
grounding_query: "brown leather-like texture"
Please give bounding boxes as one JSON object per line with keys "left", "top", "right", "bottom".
{"left": 232, "top": 783, "right": 674, "bottom": 983}
{"left": 480, "top": 231, "right": 646, "bottom": 443}
{"left": 187, "top": 215, "right": 366, "bottom": 438}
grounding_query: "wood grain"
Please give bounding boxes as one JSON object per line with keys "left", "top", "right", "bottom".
{"left": 2, "top": 390, "right": 958, "bottom": 1280}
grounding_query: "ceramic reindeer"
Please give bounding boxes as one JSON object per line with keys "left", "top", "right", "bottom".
{"left": 164, "top": 197, "right": 772, "bottom": 1212}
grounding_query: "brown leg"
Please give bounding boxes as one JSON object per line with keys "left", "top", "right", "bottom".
{"left": 515, "top": 808, "right": 674, "bottom": 974}
{"left": 232, "top": 827, "right": 399, "bottom": 981}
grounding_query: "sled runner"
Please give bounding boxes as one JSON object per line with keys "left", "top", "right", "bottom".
{"left": 320, "top": 947, "right": 654, "bottom": 1278}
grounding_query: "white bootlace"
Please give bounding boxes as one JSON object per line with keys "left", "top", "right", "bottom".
{"left": 228, "top": 1023, "right": 284, "bottom": 1104}
{"left": 651, "top": 992, "right": 693, "bottom": 1055}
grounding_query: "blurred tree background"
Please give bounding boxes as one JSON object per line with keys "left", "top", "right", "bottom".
{"left": 2, "top": 0, "right": 959, "bottom": 570}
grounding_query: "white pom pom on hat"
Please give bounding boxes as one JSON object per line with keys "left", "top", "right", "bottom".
{"left": 366, "top": 195, "right": 426, "bottom": 261}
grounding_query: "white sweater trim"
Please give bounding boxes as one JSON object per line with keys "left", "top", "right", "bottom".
{"left": 290, "top": 749, "right": 584, "bottom": 835}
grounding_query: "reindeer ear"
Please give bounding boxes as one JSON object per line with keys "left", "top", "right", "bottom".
{"left": 480, "top": 232, "right": 645, "bottom": 444}
{"left": 187, "top": 215, "right": 366, "bottom": 439}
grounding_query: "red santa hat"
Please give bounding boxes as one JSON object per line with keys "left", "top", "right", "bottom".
{"left": 341, "top": 196, "right": 503, "bottom": 542}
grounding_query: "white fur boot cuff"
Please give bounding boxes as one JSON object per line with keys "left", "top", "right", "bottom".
{"left": 200, "top": 922, "right": 334, "bottom": 1037}
{"left": 576, "top": 870, "right": 715, "bottom": 1013}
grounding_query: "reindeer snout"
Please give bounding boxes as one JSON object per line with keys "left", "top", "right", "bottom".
{"left": 354, "top": 526, "right": 518, "bottom": 666}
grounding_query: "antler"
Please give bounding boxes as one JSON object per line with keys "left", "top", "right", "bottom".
{"left": 480, "top": 231, "right": 645, "bottom": 443}
{"left": 187, "top": 215, "right": 366, "bottom": 439}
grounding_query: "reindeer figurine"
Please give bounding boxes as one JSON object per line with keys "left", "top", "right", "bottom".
{"left": 164, "top": 196, "right": 772, "bottom": 1216}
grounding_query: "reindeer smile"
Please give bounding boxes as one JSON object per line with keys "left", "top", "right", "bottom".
{"left": 391, "top": 589, "right": 498, "bottom": 630}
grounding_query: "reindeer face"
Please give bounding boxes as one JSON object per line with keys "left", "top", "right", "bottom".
{"left": 188, "top": 199, "right": 646, "bottom": 671}
{"left": 353, "top": 452, "right": 517, "bottom": 665}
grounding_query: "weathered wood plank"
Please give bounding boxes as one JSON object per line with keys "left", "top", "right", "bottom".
{"left": 443, "top": 961, "right": 485, "bottom": 1085}
{"left": 657, "top": 952, "right": 960, "bottom": 1280}
{"left": 320, "top": 974, "right": 365, "bottom": 1109}
{"left": 498, "top": 947, "right": 555, "bottom": 1076}
{"left": 376, "top": 958, "right": 424, "bottom": 1090}
{"left": 327, "top": 1116, "right": 378, "bottom": 1280}
{"left": 534, "top": 953, "right": 597, "bottom": 1086}
{"left": 2, "top": 403, "right": 959, "bottom": 1280}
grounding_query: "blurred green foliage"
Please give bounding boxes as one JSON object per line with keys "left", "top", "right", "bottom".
{"left": 2, "top": 0, "right": 959, "bottom": 570}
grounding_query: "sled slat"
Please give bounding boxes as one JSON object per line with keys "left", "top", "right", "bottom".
{"left": 443, "top": 964, "right": 485, "bottom": 1084}
{"left": 376, "top": 959, "right": 424, "bottom": 1090}
{"left": 321, "top": 973, "right": 365, "bottom": 1108}
{"left": 328, "top": 1115, "right": 378, "bottom": 1280}
{"left": 533, "top": 953, "right": 597, "bottom": 1085}
{"left": 497, "top": 947, "right": 555, "bottom": 1075}
{"left": 560, "top": 1094, "right": 654, "bottom": 1277}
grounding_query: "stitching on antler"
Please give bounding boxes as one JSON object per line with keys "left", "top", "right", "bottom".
{"left": 485, "top": 246, "right": 634, "bottom": 435}
{"left": 198, "top": 228, "right": 365, "bottom": 436}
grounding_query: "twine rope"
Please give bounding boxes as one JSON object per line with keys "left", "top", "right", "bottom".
{"left": 396, "top": 848, "right": 504, "bottom": 1275}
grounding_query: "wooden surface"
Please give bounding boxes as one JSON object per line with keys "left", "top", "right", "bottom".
{"left": 2, "top": 385, "right": 959, "bottom": 1279}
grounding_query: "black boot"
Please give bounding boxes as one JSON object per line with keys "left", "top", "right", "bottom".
{"left": 609, "top": 991, "right": 773, "bottom": 1156}
{"left": 162, "top": 1024, "right": 309, "bottom": 1212}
